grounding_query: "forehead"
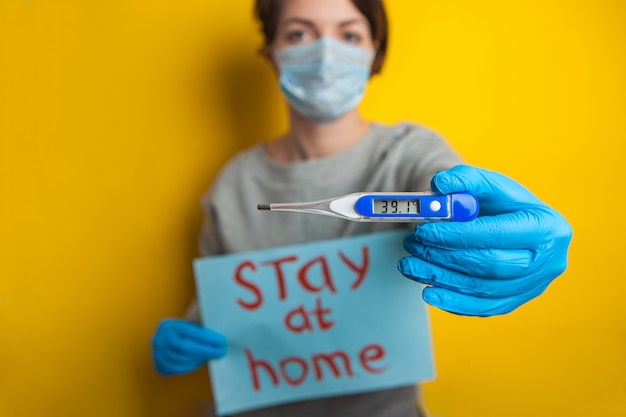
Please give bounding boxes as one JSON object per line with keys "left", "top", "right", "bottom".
{"left": 278, "top": 0, "right": 368, "bottom": 25}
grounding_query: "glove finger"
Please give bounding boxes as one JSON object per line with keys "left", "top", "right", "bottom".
{"left": 155, "top": 352, "right": 208, "bottom": 375}
{"left": 160, "top": 344, "right": 225, "bottom": 366}
{"left": 398, "top": 256, "right": 544, "bottom": 297}
{"left": 430, "top": 165, "right": 543, "bottom": 215}
{"left": 402, "top": 238, "right": 535, "bottom": 279}
{"left": 421, "top": 284, "right": 549, "bottom": 317}
{"left": 169, "top": 321, "right": 228, "bottom": 348}
{"left": 411, "top": 209, "right": 552, "bottom": 250}
{"left": 169, "top": 337, "right": 227, "bottom": 359}
{"left": 187, "top": 327, "right": 228, "bottom": 349}
{"left": 153, "top": 321, "right": 227, "bottom": 358}
{"left": 160, "top": 328, "right": 226, "bottom": 357}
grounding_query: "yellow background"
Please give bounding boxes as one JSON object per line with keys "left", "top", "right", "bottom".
{"left": 1, "top": 0, "right": 624, "bottom": 416}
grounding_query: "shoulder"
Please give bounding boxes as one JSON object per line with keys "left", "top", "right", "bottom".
{"left": 218, "top": 145, "right": 264, "bottom": 180}
{"left": 200, "top": 144, "right": 267, "bottom": 206}
{"left": 366, "top": 121, "right": 464, "bottom": 190}
{"left": 373, "top": 121, "right": 450, "bottom": 149}
{"left": 366, "top": 121, "right": 460, "bottom": 164}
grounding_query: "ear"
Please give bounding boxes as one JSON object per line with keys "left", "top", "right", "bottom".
{"left": 261, "top": 44, "right": 272, "bottom": 60}
{"left": 370, "top": 40, "right": 381, "bottom": 74}
{"left": 263, "top": 45, "right": 279, "bottom": 74}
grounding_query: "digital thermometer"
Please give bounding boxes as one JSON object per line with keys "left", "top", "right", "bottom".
{"left": 257, "top": 192, "right": 479, "bottom": 223}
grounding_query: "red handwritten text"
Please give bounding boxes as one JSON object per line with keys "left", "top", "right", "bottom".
{"left": 245, "top": 343, "right": 389, "bottom": 391}
{"left": 234, "top": 246, "right": 370, "bottom": 311}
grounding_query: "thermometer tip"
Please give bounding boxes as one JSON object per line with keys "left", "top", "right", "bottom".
{"left": 257, "top": 204, "right": 271, "bottom": 211}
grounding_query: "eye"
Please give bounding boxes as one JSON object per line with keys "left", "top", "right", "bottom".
{"left": 287, "top": 29, "right": 311, "bottom": 44}
{"left": 343, "top": 31, "right": 362, "bottom": 44}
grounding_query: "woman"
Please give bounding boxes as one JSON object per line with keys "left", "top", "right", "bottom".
{"left": 152, "top": 0, "right": 572, "bottom": 416}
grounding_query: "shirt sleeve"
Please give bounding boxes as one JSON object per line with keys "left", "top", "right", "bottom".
{"left": 198, "top": 196, "right": 223, "bottom": 257}
{"left": 185, "top": 189, "right": 225, "bottom": 323}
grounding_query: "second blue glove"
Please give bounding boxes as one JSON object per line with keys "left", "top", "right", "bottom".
{"left": 152, "top": 318, "right": 227, "bottom": 376}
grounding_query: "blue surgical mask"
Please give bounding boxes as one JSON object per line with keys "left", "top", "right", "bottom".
{"left": 275, "top": 37, "right": 375, "bottom": 124}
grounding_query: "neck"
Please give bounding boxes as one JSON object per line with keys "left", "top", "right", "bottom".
{"left": 266, "top": 107, "right": 372, "bottom": 163}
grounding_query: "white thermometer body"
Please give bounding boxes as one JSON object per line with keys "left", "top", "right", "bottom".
{"left": 258, "top": 192, "right": 479, "bottom": 223}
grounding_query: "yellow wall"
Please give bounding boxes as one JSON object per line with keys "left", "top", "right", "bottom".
{"left": 0, "top": 1, "right": 624, "bottom": 416}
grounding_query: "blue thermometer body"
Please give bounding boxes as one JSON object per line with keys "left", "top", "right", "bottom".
{"left": 258, "top": 192, "right": 479, "bottom": 223}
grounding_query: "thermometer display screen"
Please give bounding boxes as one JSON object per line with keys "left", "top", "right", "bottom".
{"left": 373, "top": 199, "right": 421, "bottom": 214}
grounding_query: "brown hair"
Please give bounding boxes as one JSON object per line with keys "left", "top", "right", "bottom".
{"left": 254, "top": 0, "right": 389, "bottom": 75}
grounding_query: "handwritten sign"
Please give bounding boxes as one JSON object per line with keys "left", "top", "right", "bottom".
{"left": 193, "top": 230, "right": 434, "bottom": 416}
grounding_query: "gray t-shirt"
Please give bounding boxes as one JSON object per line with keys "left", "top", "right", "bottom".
{"left": 193, "top": 122, "right": 463, "bottom": 417}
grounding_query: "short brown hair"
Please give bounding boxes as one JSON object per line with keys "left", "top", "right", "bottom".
{"left": 254, "top": 0, "right": 389, "bottom": 75}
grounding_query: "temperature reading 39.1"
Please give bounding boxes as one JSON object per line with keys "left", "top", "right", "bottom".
{"left": 373, "top": 199, "right": 421, "bottom": 214}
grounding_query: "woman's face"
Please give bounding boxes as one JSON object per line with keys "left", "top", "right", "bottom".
{"left": 270, "top": 0, "right": 376, "bottom": 52}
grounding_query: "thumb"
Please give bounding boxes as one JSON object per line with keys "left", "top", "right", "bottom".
{"left": 431, "top": 165, "right": 543, "bottom": 216}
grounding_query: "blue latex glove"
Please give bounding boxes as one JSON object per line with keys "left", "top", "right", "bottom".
{"left": 152, "top": 318, "right": 227, "bottom": 376}
{"left": 397, "top": 165, "right": 572, "bottom": 316}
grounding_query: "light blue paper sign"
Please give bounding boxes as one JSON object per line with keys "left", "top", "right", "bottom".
{"left": 193, "top": 230, "right": 434, "bottom": 416}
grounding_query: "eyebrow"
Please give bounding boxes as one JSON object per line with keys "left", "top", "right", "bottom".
{"left": 280, "top": 17, "right": 315, "bottom": 28}
{"left": 339, "top": 19, "right": 366, "bottom": 28}
{"left": 280, "top": 17, "right": 368, "bottom": 28}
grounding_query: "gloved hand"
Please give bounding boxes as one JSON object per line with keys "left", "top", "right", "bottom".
{"left": 152, "top": 318, "right": 227, "bottom": 376}
{"left": 397, "top": 165, "right": 572, "bottom": 316}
